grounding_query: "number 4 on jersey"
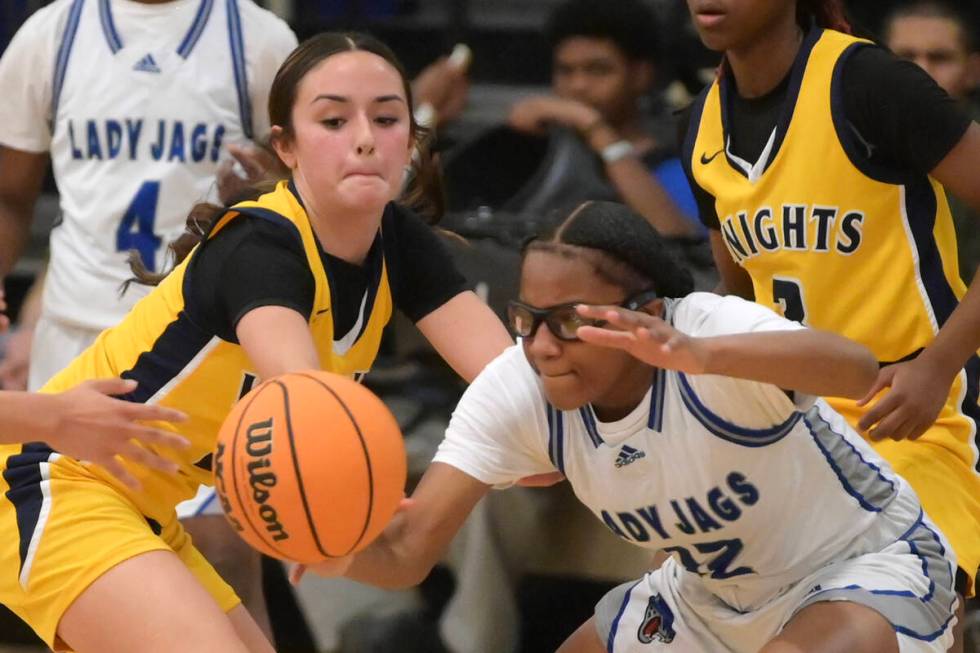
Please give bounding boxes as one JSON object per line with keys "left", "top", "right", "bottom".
{"left": 116, "top": 181, "right": 163, "bottom": 271}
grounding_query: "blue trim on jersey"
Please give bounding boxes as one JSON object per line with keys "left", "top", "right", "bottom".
{"left": 606, "top": 580, "right": 641, "bottom": 653}
{"left": 193, "top": 489, "right": 219, "bottom": 516}
{"left": 647, "top": 366, "right": 666, "bottom": 432}
{"left": 228, "top": 206, "right": 304, "bottom": 245}
{"left": 677, "top": 372, "right": 800, "bottom": 446}
{"left": 226, "top": 0, "right": 253, "bottom": 139}
{"left": 177, "top": 0, "right": 215, "bottom": 59}
{"left": 3, "top": 443, "right": 57, "bottom": 576}
{"left": 546, "top": 405, "right": 566, "bottom": 475}
{"left": 98, "top": 0, "right": 123, "bottom": 53}
{"left": 802, "top": 410, "right": 896, "bottom": 513}
{"left": 905, "top": 177, "right": 959, "bottom": 330}
{"left": 718, "top": 23, "right": 822, "bottom": 180}
{"left": 51, "top": 0, "right": 85, "bottom": 124}
{"left": 579, "top": 406, "right": 604, "bottom": 448}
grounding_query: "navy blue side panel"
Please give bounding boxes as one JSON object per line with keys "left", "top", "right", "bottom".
{"left": 904, "top": 176, "right": 958, "bottom": 328}
{"left": 118, "top": 311, "right": 214, "bottom": 403}
{"left": 3, "top": 443, "right": 55, "bottom": 575}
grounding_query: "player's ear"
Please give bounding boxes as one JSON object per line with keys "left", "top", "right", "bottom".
{"left": 269, "top": 126, "right": 297, "bottom": 169}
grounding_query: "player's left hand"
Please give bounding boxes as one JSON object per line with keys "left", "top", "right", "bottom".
{"left": 508, "top": 96, "right": 600, "bottom": 136}
{"left": 288, "top": 496, "right": 415, "bottom": 584}
{"left": 856, "top": 358, "right": 951, "bottom": 440}
{"left": 216, "top": 142, "right": 280, "bottom": 205}
{"left": 575, "top": 305, "right": 708, "bottom": 374}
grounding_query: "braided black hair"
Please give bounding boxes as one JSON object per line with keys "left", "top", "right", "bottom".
{"left": 523, "top": 201, "right": 694, "bottom": 298}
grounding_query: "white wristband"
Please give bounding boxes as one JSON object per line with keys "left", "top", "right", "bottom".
{"left": 600, "top": 140, "right": 636, "bottom": 164}
{"left": 414, "top": 102, "right": 437, "bottom": 128}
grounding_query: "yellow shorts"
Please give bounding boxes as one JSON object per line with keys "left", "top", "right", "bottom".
{"left": 0, "top": 444, "right": 240, "bottom": 651}
{"left": 829, "top": 367, "right": 980, "bottom": 597}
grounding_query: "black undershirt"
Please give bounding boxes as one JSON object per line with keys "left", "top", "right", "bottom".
{"left": 684, "top": 44, "right": 972, "bottom": 229}
{"left": 185, "top": 202, "right": 468, "bottom": 343}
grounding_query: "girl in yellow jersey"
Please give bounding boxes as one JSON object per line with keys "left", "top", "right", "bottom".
{"left": 0, "top": 32, "right": 511, "bottom": 653}
{"left": 680, "top": 0, "right": 980, "bottom": 648}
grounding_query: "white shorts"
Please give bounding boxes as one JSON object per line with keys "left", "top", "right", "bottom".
{"left": 176, "top": 485, "right": 224, "bottom": 519}
{"left": 596, "top": 518, "right": 956, "bottom": 653}
{"left": 28, "top": 315, "right": 102, "bottom": 391}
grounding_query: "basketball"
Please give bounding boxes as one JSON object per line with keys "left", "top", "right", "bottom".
{"left": 212, "top": 370, "right": 406, "bottom": 564}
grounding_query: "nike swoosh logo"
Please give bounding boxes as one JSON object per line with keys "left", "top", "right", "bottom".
{"left": 700, "top": 148, "right": 724, "bottom": 165}
{"left": 316, "top": 308, "right": 330, "bottom": 316}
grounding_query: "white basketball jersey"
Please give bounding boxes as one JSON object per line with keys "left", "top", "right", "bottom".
{"left": 435, "top": 293, "right": 928, "bottom": 611}
{"left": 0, "top": 0, "right": 296, "bottom": 330}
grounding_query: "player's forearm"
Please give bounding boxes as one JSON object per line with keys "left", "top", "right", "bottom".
{"left": 700, "top": 329, "right": 878, "bottom": 398}
{"left": 344, "top": 513, "right": 439, "bottom": 589}
{"left": 0, "top": 391, "right": 56, "bottom": 444}
{"left": 0, "top": 200, "right": 34, "bottom": 278}
{"left": 919, "top": 266, "right": 980, "bottom": 380}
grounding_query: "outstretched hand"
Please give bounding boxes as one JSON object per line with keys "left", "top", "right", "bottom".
{"left": 42, "top": 378, "right": 190, "bottom": 489}
{"left": 856, "top": 358, "right": 951, "bottom": 441}
{"left": 575, "top": 305, "right": 708, "bottom": 374}
{"left": 289, "top": 497, "right": 416, "bottom": 585}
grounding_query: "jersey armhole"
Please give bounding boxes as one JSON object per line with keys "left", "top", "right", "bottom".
{"left": 829, "top": 43, "right": 919, "bottom": 186}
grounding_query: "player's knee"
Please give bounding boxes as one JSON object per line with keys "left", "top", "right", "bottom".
{"left": 762, "top": 601, "right": 898, "bottom": 653}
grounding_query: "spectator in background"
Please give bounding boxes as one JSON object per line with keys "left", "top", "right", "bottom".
{"left": 883, "top": 0, "right": 980, "bottom": 280}
{"left": 507, "top": 0, "right": 703, "bottom": 239}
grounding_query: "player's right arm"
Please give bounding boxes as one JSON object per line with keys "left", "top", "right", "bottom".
{"left": 298, "top": 347, "right": 554, "bottom": 589}
{"left": 0, "top": 147, "right": 47, "bottom": 277}
{"left": 0, "top": 379, "right": 189, "bottom": 489}
{"left": 0, "top": 6, "right": 59, "bottom": 277}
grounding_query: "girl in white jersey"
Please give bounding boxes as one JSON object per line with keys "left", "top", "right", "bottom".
{"left": 294, "top": 200, "right": 957, "bottom": 652}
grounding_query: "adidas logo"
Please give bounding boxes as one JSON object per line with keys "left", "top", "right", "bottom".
{"left": 614, "top": 445, "right": 645, "bottom": 468}
{"left": 133, "top": 53, "right": 161, "bottom": 74}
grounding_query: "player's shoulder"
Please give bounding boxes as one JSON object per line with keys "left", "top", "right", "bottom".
{"left": 234, "top": 0, "right": 297, "bottom": 50}
{"left": 671, "top": 292, "right": 783, "bottom": 337}
{"left": 8, "top": 0, "right": 76, "bottom": 42}
{"left": 469, "top": 345, "right": 541, "bottom": 403}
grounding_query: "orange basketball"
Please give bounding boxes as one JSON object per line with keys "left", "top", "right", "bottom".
{"left": 212, "top": 370, "right": 406, "bottom": 564}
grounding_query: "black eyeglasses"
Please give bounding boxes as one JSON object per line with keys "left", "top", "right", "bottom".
{"left": 507, "top": 289, "right": 658, "bottom": 342}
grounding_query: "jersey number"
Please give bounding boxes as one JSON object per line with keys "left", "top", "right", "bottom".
{"left": 772, "top": 277, "right": 806, "bottom": 324}
{"left": 116, "top": 181, "right": 163, "bottom": 272}
{"left": 662, "top": 538, "right": 754, "bottom": 580}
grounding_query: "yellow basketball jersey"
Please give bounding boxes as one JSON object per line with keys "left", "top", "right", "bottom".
{"left": 687, "top": 28, "right": 966, "bottom": 361}
{"left": 30, "top": 180, "right": 393, "bottom": 521}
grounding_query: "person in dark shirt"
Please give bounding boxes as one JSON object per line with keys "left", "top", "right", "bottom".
{"left": 679, "top": 1, "right": 980, "bottom": 651}
{"left": 506, "top": 0, "right": 702, "bottom": 238}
